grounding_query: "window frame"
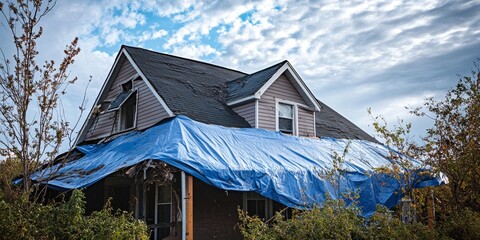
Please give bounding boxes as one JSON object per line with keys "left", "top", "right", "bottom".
{"left": 154, "top": 183, "right": 172, "bottom": 240}
{"left": 275, "top": 99, "right": 298, "bottom": 136}
{"left": 115, "top": 78, "right": 138, "bottom": 133}
{"left": 243, "top": 192, "right": 272, "bottom": 220}
{"left": 117, "top": 90, "right": 137, "bottom": 132}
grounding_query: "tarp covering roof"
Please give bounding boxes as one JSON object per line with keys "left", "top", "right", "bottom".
{"left": 32, "top": 116, "right": 446, "bottom": 217}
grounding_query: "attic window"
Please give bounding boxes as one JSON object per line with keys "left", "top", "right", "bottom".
{"left": 278, "top": 103, "right": 294, "bottom": 134}
{"left": 118, "top": 91, "right": 137, "bottom": 131}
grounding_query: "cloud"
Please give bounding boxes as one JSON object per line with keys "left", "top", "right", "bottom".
{"left": 1, "top": 0, "right": 479, "bottom": 148}
{"left": 171, "top": 44, "right": 220, "bottom": 60}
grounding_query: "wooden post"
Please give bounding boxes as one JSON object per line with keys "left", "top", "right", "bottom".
{"left": 186, "top": 175, "right": 194, "bottom": 240}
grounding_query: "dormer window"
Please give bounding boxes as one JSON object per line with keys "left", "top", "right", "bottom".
{"left": 278, "top": 103, "right": 295, "bottom": 134}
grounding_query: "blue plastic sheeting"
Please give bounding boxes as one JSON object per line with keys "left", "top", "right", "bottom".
{"left": 32, "top": 116, "right": 446, "bottom": 217}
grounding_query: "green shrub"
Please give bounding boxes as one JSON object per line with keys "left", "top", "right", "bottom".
{"left": 438, "top": 208, "right": 480, "bottom": 240}
{"left": 0, "top": 190, "right": 148, "bottom": 240}
{"left": 239, "top": 200, "right": 444, "bottom": 240}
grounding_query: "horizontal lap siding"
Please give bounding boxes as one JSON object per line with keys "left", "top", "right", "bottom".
{"left": 106, "top": 59, "right": 137, "bottom": 100}
{"left": 298, "top": 108, "right": 315, "bottom": 137}
{"left": 85, "top": 111, "right": 116, "bottom": 139}
{"left": 232, "top": 101, "right": 255, "bottom": 127}
{"left": 135, "top": 79, "right": 170, "bottom": 129}
{"left": 258, "top": 74, "right": 310, "bottom": 132}
{"left": 85, "top": 59, "right": 170, "bottom": 140}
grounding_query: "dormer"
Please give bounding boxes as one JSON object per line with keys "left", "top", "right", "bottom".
{"left": 227, "top": 61, "right": 321, "bottom": 137}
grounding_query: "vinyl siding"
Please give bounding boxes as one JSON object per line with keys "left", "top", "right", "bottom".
{"left": 85, "top": 59, "right": 170, "bottom": 140}
{"left": 258, "top": 74, "right": 314, "bottom": 136}
{"left": 298, "top": 107, "right": 315, "bottom": 137}
{"left": 232, "top": 101, "right": 255, "bottom": 127}
{"left": 135, "top": 79, "right": 171, "bottom": 130}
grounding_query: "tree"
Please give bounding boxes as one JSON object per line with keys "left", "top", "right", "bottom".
{"left": 370, "top": 60, "right": 480, "bottom": 221}
{"left": 0, "top": 0, "right": 84, "bottom": 199}
{"left": 413, "top": 61, "right": 480, "bottom": 212}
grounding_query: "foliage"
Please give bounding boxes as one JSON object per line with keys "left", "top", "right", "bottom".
{"left": 238, "top": 199, "right": 441, "bottom": 240}
{"left": 0, "top": 0, "right": 87, "bottom": 199}
{"left": 437, "top": 208, "right": 480, "bottom": 240}
{"left": 0, "top": 189, "right": 149, "bottom": 240}
{"left": 413, "top": 63, "right": 480, "bottom": 213}
{"left": 0, "top": 157, "right": 22, "bottom": 202}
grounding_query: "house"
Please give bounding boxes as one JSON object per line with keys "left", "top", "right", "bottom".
{"left": 35, "top": 46, "right": 443, "bottom": 240}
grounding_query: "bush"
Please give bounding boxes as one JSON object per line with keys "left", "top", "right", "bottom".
{"left": 0, "top": 190, "right": 148, "bottom": 240}
{"left": 438, "top": 208, "right": 480, "bottom": 240}
{"left": 239, "top": 200, "right": 443, "bottom": 240}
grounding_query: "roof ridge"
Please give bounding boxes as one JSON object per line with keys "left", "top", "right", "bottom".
{"left": 226, "top": 60, "right": 288, "bottom": 84}
{"left": 122, "top": 45, "right": 247, "bottom": 75}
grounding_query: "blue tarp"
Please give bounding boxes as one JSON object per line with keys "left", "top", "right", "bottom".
{"left": 32, "top": 116, "right": 446, "bottom": 217}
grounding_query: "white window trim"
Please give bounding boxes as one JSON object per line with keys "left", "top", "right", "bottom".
{"left": 275, "top": 98, "right": 299, "bottom": 136}
{"left": 254, "top": 99, "right": 259, "bottom": 128}
{"left": 117, "top": 89, "right": 138, "bottom": 133}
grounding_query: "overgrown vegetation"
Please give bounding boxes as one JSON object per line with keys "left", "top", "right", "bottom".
{"left": 239, "top": 200, "right": 441, "bottom": 240}
{"left": 0, "top": 190, "right": 148, "bottom": 240}
{"left": 0, "top": 1, "right": 149, "bottom": 238}
{"left": 240, "top": 62, "right": 480, "bottom": 239}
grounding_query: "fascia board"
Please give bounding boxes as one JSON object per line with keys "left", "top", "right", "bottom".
{"left": 255, "top": 62, "right": 321, "bottom": 112}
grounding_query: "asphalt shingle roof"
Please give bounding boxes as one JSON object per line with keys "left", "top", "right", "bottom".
{"left": 226, "top": 60, "right": 287, "bottom": 102}
{"left": 123, "top": 45, "right": 377, "bottom": 142}
{"left": 316, "top": 100, "right": 378, "bottom": 143}
{"left": 124, "top": 46, "right": 250, "bottom": 128}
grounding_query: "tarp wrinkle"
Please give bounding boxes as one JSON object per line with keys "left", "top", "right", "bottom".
{"left": 31, "top": 115, "right": 446, "bottom": 217}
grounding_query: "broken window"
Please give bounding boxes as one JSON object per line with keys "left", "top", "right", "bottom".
{"left": 106, "top": 80, "right": 137, "bottom": 132}
{"left": 278, "top": 103, "right": 294, "bottom": 134}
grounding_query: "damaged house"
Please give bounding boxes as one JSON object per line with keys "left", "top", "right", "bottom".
{"left": 31, "top": 46, "right": 444, "bottom": 240}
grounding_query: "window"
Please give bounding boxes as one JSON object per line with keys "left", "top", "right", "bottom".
{"left": 155, "top": 184, "right": 172, "bottom": 239}
{"left": 245, "top": 192, "right": 268, "bottom": 220}
{"left": 278, "top": 103, "right": 294, "bottom": 134}
{"left": 119, "top": 92, "right": 136, "bottom": 131}
{"left": 107, "top": 80, "right": 137, "bottom": 132}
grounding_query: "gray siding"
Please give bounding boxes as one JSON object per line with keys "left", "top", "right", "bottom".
{"left": 258, "top": 74, "right": 314, "bottom": 136}
{"left": 135, "top": 79, "right": 171, "bottom": 130}
{"left": 298, "top": 107, "right": 315, "bottom": 137}
{"left": 232, "top": 101, "right": 255, "bottom": 127}
{"left": 85, "top": 59, "right": 170, "bottom": 140}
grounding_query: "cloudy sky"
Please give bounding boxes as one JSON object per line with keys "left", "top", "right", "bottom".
{"left": 1, "top": 0, "right": 479, "bottom": 145}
